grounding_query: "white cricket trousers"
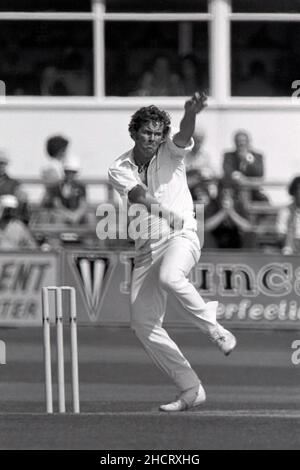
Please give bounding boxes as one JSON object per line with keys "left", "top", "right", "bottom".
{"left": 130, "top": 232, "right": 218, "bottom": 392}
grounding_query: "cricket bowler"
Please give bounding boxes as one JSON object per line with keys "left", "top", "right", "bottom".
{"left": 108, "top": 92, "right": 236, "bottom": 411}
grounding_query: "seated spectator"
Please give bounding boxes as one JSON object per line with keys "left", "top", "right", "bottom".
{"left": 186, "top": 129, "right": 215, "bottom": 177}
{"left": 185, "top": 130, "right": 217, "bottom": 201}
{"left": 48, "top": 158, "right": 88, "bottom": 225}
{"left": 223, "top": 130, "right": 269, "bottom": 202}
{"left": 186, "top": 169, "right": 216, "bottom": 223}
{"left": 235, "top": 60, "right": 274, "bottom": 97}
{"left": 181, "top": 54, "right": 201, "bottom": 96}
{"left": 41, "top": 134, "right": 69, "bottom": 186}
{"left": 0, "top": 195, "right": 37, "bottom": 250}
{"left": 137, "top": 55, "right": 183, "bottom": 96}
{"left": 187, "top": 170, "right": 218, "bottom": 205}
{"left": 204, "top": 178, "right": 256, "bottom": 249}
{"left": 0, "top": 150, "right": 30, "bottom": 224}
{"left": 186, "top": 169, "right": 203, "bottom": 201}
{"left": 0, "top": 151, "right": 19, "bottom": 195}
{"left": 41, "top": 134, "right": 69, "bottom": 208}
{"left": 40, "top": 65, "right": 70, "bottom": 96}
{"left": 276, "top": 176, "right": 300, "bottom": 255}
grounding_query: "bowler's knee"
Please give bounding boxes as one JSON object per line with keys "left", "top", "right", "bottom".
{"left": 130, "top": 306, "right": 153, "bottom": 341}
{"left": 159, "top": 269, "right": 183, "bottom": 292}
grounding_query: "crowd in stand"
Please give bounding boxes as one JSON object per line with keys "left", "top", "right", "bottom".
{"left": 184, "top": 129, "right": 300, "bottom": 254}
{"left": 0, "top": 131, "right": 299, "bottom": 254}
{"left": 129, "top": 55, "right": 208, "bottom": 97}
{"left": 186, "top": 129, "right": 268, "bottom": 251}
{"left": 126, "top": 55, "right": 281, "bottom": 98}
{"left": 0, "top": 135, "right": 90, "bottom": 251}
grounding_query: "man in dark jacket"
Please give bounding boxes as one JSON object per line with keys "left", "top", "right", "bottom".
{"left": 223, "top": 130, "right": 268, "bottom": 202}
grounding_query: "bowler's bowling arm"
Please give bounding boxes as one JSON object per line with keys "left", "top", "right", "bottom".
{"left": 128, "top": 184, "right": 182, "bottom": 229}
{"left": 173, "top": 92, "right": 207, "bottom": 148}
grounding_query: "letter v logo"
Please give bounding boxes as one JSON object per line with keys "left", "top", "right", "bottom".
{"left": 72, "top": 254, "right": 117, "bottom": 322}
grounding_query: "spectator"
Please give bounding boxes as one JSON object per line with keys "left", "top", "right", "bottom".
{"left": 41, "top": 134, "right": 69, "bottom": 208}
{"left": 235, "top": 60, "right": 274, "bottom": 97}
{"left": 185, "top": 130, "right": 217, "bottom": 201}
{"left": 186, "top": 169, "right": 203, "bottom": 201}
{"left": 181, "top": 54, "right": 201, "bottom": 96}
{"left": 277, "top": 176, "right": 300, "bottom": 255}
{"left": 137, "top": 55, "right": 183, "bottom": 96}
{"left": 0, "top": 151, "right": 19, "bottom": 195}
{"left": 0, "top": 150, "right": 30, "bottom": 223}
{"left": 204, "top": 178, "right": 255, "bottom": 249}
{"left": 41, "top": 134, "right": 69, "bottom": 185}
{"left": 49, "top": 157, "right": 88, "bottom": 225}
{"left": 0, "top": 195, "right": 37, "bottom": 250}
{"left": 185, "top": 130, "right": 215, "bottom": 179}
{"left": 40, "top": 65, "right": 70, "bottom": 96}
{"left": 186, "top": 172, "right": 217, "bottom": 205}
{"left": 223, "top": 130, "right": 269, "bottom": 202}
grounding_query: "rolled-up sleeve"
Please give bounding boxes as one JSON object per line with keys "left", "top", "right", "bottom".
{"left": 166, "top": 132, "right": 194, "bottom": 160}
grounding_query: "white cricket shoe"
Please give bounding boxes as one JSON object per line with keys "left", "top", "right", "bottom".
{"left": 210, "top": 323, "right": 237, "bottom": 356}
{"left": 159, "top": 384, "right": 206, "bottom": 412}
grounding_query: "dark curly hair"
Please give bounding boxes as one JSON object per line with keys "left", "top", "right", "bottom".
{"left": 128, "top": 105, "right": 171, "bottom": 139}
{"left": 46, "top": 135, "right": 69, "bottom": 157}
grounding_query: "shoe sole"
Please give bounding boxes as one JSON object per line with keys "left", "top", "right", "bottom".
{"left": 187, "top": 400, "right": 206, "bottom": 411}
{"left": 159, "top": 404, "right": 205, "bottom": 412}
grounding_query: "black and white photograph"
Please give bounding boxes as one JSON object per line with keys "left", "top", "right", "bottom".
{"left": 0, "top": 0, "right": 300, "bottom": 453}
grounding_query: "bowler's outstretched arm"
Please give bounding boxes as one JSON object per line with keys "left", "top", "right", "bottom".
{"left": 173, "top": 92, "right": 207, "bottom": 148}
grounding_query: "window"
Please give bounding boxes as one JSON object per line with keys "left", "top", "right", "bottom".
{"left": 232, "top": 0, "right": 300, "bottom": 13}
{"left": 105, "top": 21, "right": 208, "bottom": 96}
{"left": 1, "top": 0, "right": 299, "bottom": 101}
{"left": 231, "top": 22, "right": 300, "bottom": 97}
{"left": 0, "top": 0, "right": 91, "bottom": 11}
{"left": 0, "top": 21, "right": 93, "bottom": 96}
{"left": 106, "top": 0, "right": 208, "bottom": 13}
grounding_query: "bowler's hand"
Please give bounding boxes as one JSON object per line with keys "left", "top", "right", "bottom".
{"left": 184, "top": 91, "right": 207, "bottom": 115}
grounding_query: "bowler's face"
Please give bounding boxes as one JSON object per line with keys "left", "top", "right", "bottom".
{"left": 134, "top": 121, "right": 165, "bottom": 160}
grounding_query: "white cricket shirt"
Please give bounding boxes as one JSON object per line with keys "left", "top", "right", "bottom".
{"left": 108, "top": 133, "right": 197, "bottom": 252}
